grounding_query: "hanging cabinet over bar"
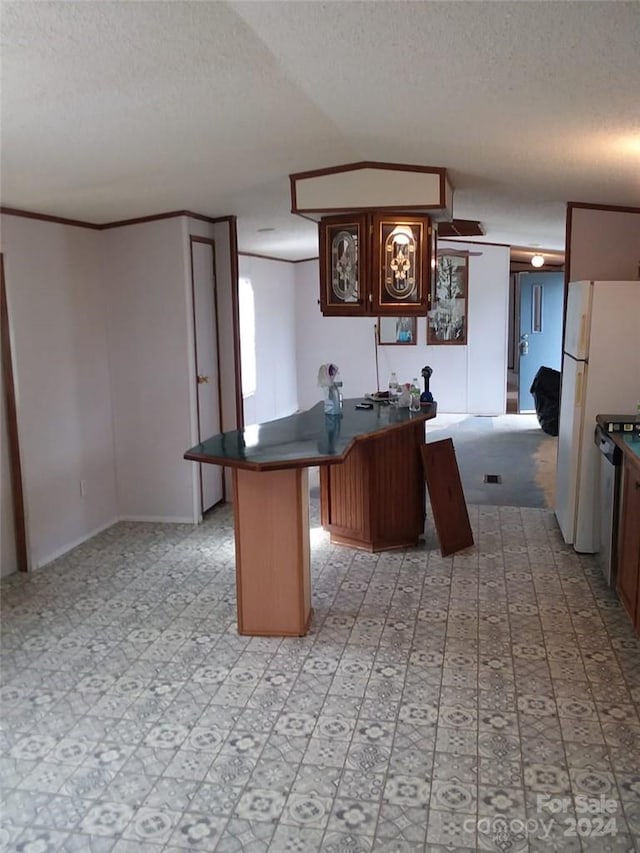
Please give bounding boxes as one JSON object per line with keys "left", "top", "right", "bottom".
{"left": 319, "top": 212, "right": 434, "bottom": 317}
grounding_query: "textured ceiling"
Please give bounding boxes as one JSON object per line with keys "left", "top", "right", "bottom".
{"left": 1, "top": 1, "right": 639, "bottom": 260}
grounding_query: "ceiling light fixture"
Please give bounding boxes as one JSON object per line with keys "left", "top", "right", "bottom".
{"left": 531, "top": 254, "right": 545, "bottom": 268}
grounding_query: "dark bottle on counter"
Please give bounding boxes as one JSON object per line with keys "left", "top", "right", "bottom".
{"left": 421, "top": 365, "right": 434, "bottom": 405}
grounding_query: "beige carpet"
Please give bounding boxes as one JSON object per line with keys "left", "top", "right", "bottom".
{"left": 533, "top": 432, "right": 557, "bottom": 507}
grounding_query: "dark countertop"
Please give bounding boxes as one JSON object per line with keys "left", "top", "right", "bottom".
{"left": 185, "top": 399, "right": 437, "bottom": 471}
{"left": 596, "top": 414, "right": 640, "bottom": 468}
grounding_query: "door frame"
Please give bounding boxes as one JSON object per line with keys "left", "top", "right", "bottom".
{"left": 1, "top": 254, "right": 29, "bottom": 571}
{"left": 189, "top": 236, "right": 225, "bottom": 512}
{"left": 517, "top": 270, "right": 564, "bottom": 413}
{"left": 505, "top": 272, "right": 522, "bottom": 413}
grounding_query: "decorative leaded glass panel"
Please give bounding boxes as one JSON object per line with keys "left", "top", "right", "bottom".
{"left": 319, "top": 214, "right": 367, "bottom": 315}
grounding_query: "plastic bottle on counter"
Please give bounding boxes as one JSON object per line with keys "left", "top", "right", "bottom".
{"left": 409, "top": 378, "right": 421, "bottom": 412}
{"left": 329, "top": 370, "right": 343, "bottom": 414}
{"left": 388, "top": 372, "right": 399, "bottom": 397}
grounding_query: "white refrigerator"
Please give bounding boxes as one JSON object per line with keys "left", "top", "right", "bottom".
{"left": 555, "top": 280, "right": 640, "bottom": 552}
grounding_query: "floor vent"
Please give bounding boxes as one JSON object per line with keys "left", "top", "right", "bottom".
{"left": 484, "top": 474, "right": 502, "bottom": 484}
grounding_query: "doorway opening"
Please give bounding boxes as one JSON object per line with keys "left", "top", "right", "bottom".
{"left": 507, "top": 270, "right": 564, "bottom": 414}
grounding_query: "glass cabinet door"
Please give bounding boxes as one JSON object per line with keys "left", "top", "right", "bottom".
{"left": 372, "top": 214, "right": 430, "bottom": 314}
{"left": 319, "top": 214, "right": 368, "bottom": 316}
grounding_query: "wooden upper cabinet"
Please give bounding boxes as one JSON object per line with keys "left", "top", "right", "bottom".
{"left": 319, "top": 212, "right": 432, "bottom": 317}
{"left": 372, "top": 214, "right": 431, "bottom": 315}
{"left": 319, "top": 214, "right": 368, "bottom": 316}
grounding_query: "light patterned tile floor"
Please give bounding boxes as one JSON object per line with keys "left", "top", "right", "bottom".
{"left": 1, "top": 502, "right": 639, "bottom": 852}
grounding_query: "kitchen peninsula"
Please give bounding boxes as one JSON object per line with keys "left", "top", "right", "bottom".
{"left": 185, "top": 400, "right": 437, "bottom": 636}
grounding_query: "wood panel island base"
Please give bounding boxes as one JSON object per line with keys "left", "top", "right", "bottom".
{"left": 320, "top": 418, "right": 428, "bottom": 552}
{"left": 233, "top": 467, "right": 311, "bottom": 636}
{"left": 184, "top": 400, "right": 436, "bottom": 636}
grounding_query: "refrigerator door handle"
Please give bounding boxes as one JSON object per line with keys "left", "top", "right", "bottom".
{"left": 578, "top": 313, "right": 588, "bottom": 355}
{"left": 575, "top": 368, "right": 584, "bottom": 407}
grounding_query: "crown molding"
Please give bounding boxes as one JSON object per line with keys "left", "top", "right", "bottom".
{"left": 0, "top": 206, "right": 235, "bottom": 230}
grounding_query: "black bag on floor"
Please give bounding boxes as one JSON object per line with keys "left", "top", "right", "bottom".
{"left": 530, "top": 366, "right": 561, "bottom": 436}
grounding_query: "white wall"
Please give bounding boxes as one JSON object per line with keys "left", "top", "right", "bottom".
{"left": 1, "top": 215, "right": 118, "bottom": 567}
{"left": 465, "top": 243, "right": 511, "bottom": 413}
{"left": 103, "top": 219, "right": 195, "bottom": 523}
{"left": 239, "top": 255, "right": 298, "bottom": 423}
{"left": 294, "top": 241, "right": 510, "bottom": 414}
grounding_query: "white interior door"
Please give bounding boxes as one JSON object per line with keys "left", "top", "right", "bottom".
{"left": 191, "top": 239, "right": 223, "bottom": 513}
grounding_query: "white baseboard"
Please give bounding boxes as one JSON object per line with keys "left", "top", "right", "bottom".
{"left": 35, "top": 514, "right": 198, "bottom": 569}
{"left": 118, "top": 515, "right": 197, "bottom": 525}
{"left": 36, "top": 517, "right": 119, "bottom": 568}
